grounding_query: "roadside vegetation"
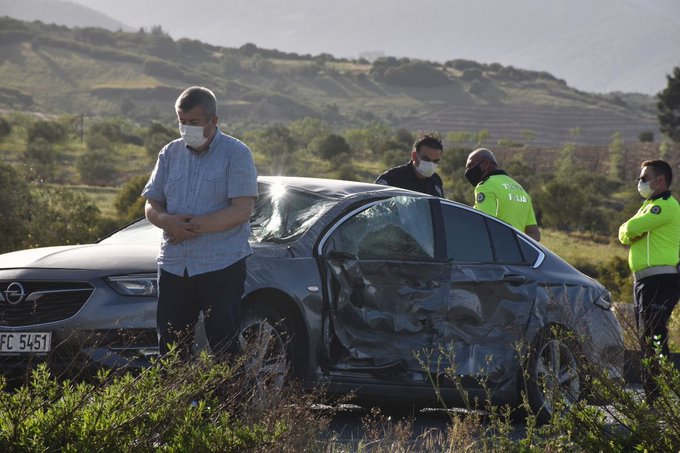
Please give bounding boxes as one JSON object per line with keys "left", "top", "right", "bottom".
{"left": 2, "top": 323, "right": 679, "bottom": 451}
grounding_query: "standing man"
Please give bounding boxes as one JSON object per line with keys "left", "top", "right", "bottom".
{"left": 618, "top": 159, "right": 680, "bottom": 401}
{"left": 142, "top": 86, "right": 258, "bottom": 359}
{"left": 375, "top": 133, "right": 445, "bottom": 197}
{"left": 464, "top": 148, "right": 541, "bottom": 241}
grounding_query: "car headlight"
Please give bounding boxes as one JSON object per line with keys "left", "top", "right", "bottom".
{"left": 107, "top": 274, "right": 158, "bottom": 297}
{"left": 593, "top": 291, "right": 612, "bottom": 310}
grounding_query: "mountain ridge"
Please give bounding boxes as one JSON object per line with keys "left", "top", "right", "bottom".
{"left": 0, "top": 16, "right": 661, "bottom": 146}
{"left": 50, "top": 0, "right": 680, "bottom": 94}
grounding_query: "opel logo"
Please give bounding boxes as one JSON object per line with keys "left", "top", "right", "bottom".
{"left": 5, "top": 282, "right": 26, "bottom": 305}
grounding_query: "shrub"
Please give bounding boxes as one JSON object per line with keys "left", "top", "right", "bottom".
{"left": 145, "top": 121, "right": 177, "bottom": 157}
{"left": 115, "top": 174, "right": 150, "bottom": 221}
{"left": 315, "top": 133, "right": 351, "bottom": 163}
{"left": 76, "top": 149, "right": 119, "bottom": 186}
{"left": 638, "top": 131, "right": 654, "bottom": 143}
{"left": 27, "top": 120, "right": 67, "bottom": 144}
{"left": 26, "top": 187, "right": 102, "bottom": 247}
{"left": 382, "top": 62, "right": 450, "bottom": 87}
{"left": 0, "top": 116, "right": 11, "bottom": 138}
{"left": 23, "top": 137, "right": 60, "bottom": 181}
{"left": 0, "top": 162, "right": 32, "bottom": 253}
{"left": 0, "top": 349, "right": 329, "bottom": 451}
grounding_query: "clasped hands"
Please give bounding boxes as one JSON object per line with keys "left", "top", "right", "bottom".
{"left": 165, "top": 214, "right": 206, "bottom": 245}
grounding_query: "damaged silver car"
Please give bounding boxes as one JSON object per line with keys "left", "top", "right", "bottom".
{"left": 0, "top": 176, "right": 623, "bottom": 420}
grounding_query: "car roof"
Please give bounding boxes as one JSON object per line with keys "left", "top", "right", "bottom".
{"left": 258, "top": 176, "right": 423, "bottom": 198}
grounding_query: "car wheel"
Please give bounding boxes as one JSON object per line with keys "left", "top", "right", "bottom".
{"left": 526, "top": 327, "right": 582, "bottom": 424}
{"left": 239, "top": 303, "right": 296, "bottom": 395}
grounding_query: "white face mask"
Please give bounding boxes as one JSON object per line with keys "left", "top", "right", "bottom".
{"left": 637, "top": 180, "right": 653, "bottom": 199}
{"left": 415, "top": 160, "right": 438, "bottom": 178}
{"left": 179, "top": 122, "right": 210, "bottom": 149}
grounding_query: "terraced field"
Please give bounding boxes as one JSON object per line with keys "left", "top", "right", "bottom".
{"left": 400, "top": 103, "right": 659, "bottom": 146}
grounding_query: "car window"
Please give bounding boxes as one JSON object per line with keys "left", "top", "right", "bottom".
{"left": 485, "top": 218, "right": 525, "bottom": 263}
{"left": 329, "top": 197, "right": 435, "bottom": 260}
{"left": 441, "top": 204, "right": 494, "bottom": 262}
{"left": 250, "top": 182, "right": 335, "bottom": 243}
{"left": 519, "top": 237, "right": 540, "bottom": 264}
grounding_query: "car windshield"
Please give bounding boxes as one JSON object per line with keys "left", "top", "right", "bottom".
{"left": 250, "top": 181, "right": 336, "bottom": 243}
{"left": 100, "top": 181, "right": 337, "bottom": 245}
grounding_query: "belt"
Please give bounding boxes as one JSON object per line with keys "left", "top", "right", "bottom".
{"left": 633, "top": 265, "right": 679, "bottom": 281}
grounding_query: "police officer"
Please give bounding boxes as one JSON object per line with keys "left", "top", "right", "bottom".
{"left": 375, "top": 133, "right": 445, "bottom": 197}
{"left": 618, "top": 159, "right": 680, "bottom": 401}
{"left": 464, "top": 148, "right": 540, "bottom": 241}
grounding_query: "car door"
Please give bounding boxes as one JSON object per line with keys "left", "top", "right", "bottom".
{"left": 438, "top": 201, "right": 540, "bottom": 387}
{"left": 320, "top": 196, "right": 452, "bottom": 374}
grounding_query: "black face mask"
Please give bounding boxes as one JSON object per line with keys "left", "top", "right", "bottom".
{"left": 465, "top": 164, "right": 483, "bottom": 186}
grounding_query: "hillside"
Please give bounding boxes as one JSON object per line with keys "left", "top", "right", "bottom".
{"left": 0, "top": 17, "right": 661, "bottom": 145}
{"left": 59, "top": 0, "right": 680, "bottom": 95}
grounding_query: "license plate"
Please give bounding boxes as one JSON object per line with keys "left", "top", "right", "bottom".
{"left": 0, "top": 332, "right": 52, "bottom": 353}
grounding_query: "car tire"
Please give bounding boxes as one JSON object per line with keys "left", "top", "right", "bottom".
{"left": 525, "top": 327, "right": 582, "bottom": 424}
{"left": 239, "top": 302, "right": 298, "bottom": 394}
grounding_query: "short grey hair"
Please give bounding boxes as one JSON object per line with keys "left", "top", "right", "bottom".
{"left": 175, "top": 86, "right": 217, "bottom": 118}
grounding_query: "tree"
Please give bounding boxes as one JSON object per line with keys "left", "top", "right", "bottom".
{"left": 315, "top": 134, "right": 351, "bottom": 163}
{"left": 77, "top": 149, "right": 119, "bottom": 185}
{"left": 0, "top": 162, "right": 32, "bottom": 253}
{"left": 289, "top": 117, "right": 331, "bottom": 151}
{"left": 658, "top": 66, "right": 680, "bottom": 142}
{"left": 0, "top": 116, "right": 11, "bottom": 139}
{"left": 247, "top": 124, "right": 297, "bottom": 174}
{"left": 638, "top": 131, "right": 654, "bottom": 143}
{"left": 115, "top": 175, "right": 150, "bottom": 221}
{"left": 23, "top": 137, "right": 59, "bottom": 181}
{"left": 145, "top": 121, "right": 177, "bottom": 157}
{"left": 27, "top": 120, "right": 67, "bottom": 144}
{"left": 27, "top": 187, "right": 101, "bottom": 247}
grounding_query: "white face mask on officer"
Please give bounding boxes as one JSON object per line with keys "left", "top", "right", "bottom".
{"left": 637, "top": 171, "right": 661, "bottom": 199}
{"left": 179, "top": 120, "right": 212, "bottom": 149}
{"left": 637, "top": 180, "right": 653, "bottom": 199}
{"left": 415, "top": 159, "right": 438, "bottom": 178}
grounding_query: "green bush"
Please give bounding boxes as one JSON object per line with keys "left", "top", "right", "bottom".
{"left": 145, "top": 121, "right": 177, "bottom": 157}
{"left": 27, "top": 120, "right": 67, "bottom": 144}
{"left": 0, "top": 351, "right": 329, "bottom": 452}
{"left": 76, "top": 149, "right": 119, "bottom": 186}
{"left": 315, "top": 133, "right": 351, "bottom": 163}
{"left": 0, "top": 162, "right": 32, "bottom": 253}
{"left": 23, "top": 137, "right": 60, "bottom": 181}
{"left": 0, "top": 116, "right": 11, "bottom": 138}
{"left": 26, "top": 187, "right": 102, "bottom": 247}
{"left": 382, "top": 62, "right": 450, "bottom": 87}
{"left": 115, "top": 174, "right": 150, "bottom": 221}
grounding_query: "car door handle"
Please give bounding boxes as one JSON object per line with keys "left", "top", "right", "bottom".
{"left": 503, "top": 274, "right": 527, "bottom": 285}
